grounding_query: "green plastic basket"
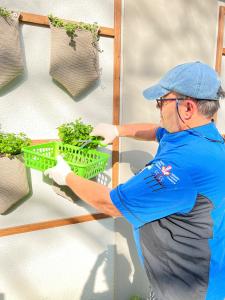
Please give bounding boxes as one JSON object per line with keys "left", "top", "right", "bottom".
{"left": 22, "top": 142, "right": 109, "bottom": 179}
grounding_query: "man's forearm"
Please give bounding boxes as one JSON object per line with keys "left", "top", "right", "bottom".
{"left": 117, "top": 123, "right": 159, "bottom": 141}
{"left": 66, "top": 173, "right": 121, "bottom": 217}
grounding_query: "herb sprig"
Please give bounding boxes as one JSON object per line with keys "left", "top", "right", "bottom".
{"left": 0, "top": 7, "right": 11, "bottom": 17}
{"left": 57, "top": 118, "right": 103, "bottom": 149}
{"left": 0, "top": 132, "right": 31, "bottom": 157}
{"left": 48, "top": 14, "right": 101, "bottom": 51}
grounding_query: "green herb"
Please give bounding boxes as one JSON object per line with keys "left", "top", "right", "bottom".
{"left": 57, "top": 118, "right": 103, "bottom": 149}
{"left": 130, "top": 296, "right": 142, "bottom": 300}
{"left": 0, "top": 7, "right": 11, "bottom": 17}
{"left": 48, "top": 14, "right": 101, "bottom": 51}
{"left": 48, "top": 14, "right": 64, "bottom": 28}
{"left": 0, "top": 132, "right": 31, "bottom": 157}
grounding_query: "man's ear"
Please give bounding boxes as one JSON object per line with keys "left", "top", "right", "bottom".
{"left": 186, "top": 102, "right": 192, "bottom": 111}
{"left": 184, "top": 100, "right": 195, "bottom": 119}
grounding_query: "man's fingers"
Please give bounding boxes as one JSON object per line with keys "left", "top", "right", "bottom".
{"left": 44, "top": 168, "right": 54, "bottom": 177}
{"left": 57, "top": 155, "right": 66, "bottom": 162}
{"left": 44, "top": 169, "right": 49, "bottom": 177}
{"left": 91, "top": 128, "right": 101, "bottom": 137}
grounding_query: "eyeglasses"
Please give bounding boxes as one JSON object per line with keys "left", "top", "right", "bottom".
{"left": 156, "top": 97, "right": 187, "bottom": 109}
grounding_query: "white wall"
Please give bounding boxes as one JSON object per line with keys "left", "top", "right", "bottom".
{"left": 0, "top": 219, "right": 115, "bottom": 300}
{"left": 0, "top": 1, "right": 116, "bottom": 299}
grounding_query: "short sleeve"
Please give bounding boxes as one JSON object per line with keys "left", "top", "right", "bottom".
{"left": 156, "top": 127, "right": 168, "bottom": 142}
{"left": 110, "top": 159, "right": 197, "bottom": 228}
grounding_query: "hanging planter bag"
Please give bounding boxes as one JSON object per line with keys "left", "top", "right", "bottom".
{"left": 0, "top": 9, "right": 24, "bottom": 89}
{"left": 0, "top": 155, "right": 29, "bottom": 214}
{"left": 49, "top": 20, "right": 100, "bottom": 97}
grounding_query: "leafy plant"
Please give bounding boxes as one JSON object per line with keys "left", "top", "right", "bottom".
{"left": 57, "top": 118, "right": 103, "bottom": 149}
{"left": 0, "top": 7, "right": 11, "bottom": 17}
{"left": 130, "top": 296, "right": 142, "bottom": 300}
{"left": 48, "top": 14, "right": 101, "bottom": 51}
{"left": 48, "top": 14, "right": 64, "bottom": 28}
{"left": 0, "top": 132, "right": 31, "bottom": 157}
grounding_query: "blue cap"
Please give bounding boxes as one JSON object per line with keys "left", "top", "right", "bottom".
{"left": 143, "top": 61, "right": 221, "bottom": 100}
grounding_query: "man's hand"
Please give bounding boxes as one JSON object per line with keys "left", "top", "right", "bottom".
{"left": 91, "top": 123, "right": 119, "bottom": 144}
{"left": 44, "top": 155, "right": 72, "bottom": 185}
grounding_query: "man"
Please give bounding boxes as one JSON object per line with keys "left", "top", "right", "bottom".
{"left": 45, "top": 62, "right": 225, "bottom": 300}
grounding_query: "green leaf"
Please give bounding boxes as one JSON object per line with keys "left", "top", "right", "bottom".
{"left": 57, "top": 118, "right": 103, "bottom": 149}
{"left": 130, "top": 296, "right": 142, "bottom": 300}
{"left": 0, "top": 7, "right": 11, "bottom": 17}
{"left": 48, "top": 14, "right": 101, "bottom": 51}
{"left": 0, "top": 132, "right": 31, "bottom": 157}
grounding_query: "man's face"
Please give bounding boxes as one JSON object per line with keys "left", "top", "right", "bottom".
{"left": 156, "top": 92, "right": 182, "bottom": 133}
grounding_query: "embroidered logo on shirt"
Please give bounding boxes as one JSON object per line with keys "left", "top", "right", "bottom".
{"left": 144, "top": 160, "right": 180, "bottom": 191}
{"left": 155, "top": 161, "right": 179, "bottom": 184}
{"left": 161, "top": 165, "right": 172, "bottom": 176}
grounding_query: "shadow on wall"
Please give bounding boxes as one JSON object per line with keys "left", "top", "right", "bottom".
{"left": 0, "top": 294, "right": 4, "bottom": 300}
{"left": 52, "top": 77, "right": 100, "bottom": 102}
{"left": 80, "top": 244, "right": 132, "bottom": 300}
{"left": 123, "top": 0, "right": 218, "bottom": 105}
{"left": 79, "top": 226, "right": 149, "bottom": 299}
{"left": 114, "top": 218, "right": 150, "bottom": 299}
{"left": 121, "top": 149, "right": 154, "bottom": 175}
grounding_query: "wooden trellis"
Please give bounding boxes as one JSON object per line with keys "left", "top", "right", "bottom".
{"left": 214, "top": 5, "right": 225, "bottom": 124}
{"left": 0, "top": 0, "right": 121, "bottom": 237}
{"left": 215, "top": 6, "right": 225, "bottom": 74}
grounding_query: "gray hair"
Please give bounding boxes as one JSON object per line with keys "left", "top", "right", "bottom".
{"left": 195, "top": 86, "right": 225, "bottom": 118}
{"left": 195, "top": 100, "right": 219, "bottom": 118}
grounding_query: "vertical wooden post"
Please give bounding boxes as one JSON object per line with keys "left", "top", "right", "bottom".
{"left": 112, "top": 0, "right": 122, "bottom": 188}
{"left": 215, "top": 6, "right": 225, "bottom": 74}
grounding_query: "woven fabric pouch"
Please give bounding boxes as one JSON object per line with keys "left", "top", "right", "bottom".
{"left": 0, "top": 12, "right": 24, "bottom": 89}
{"left": 0, "top": 155, "right": 29, "bottom": 214}
{"left": 49, "top": 24, "right": 100, "bottom": 97}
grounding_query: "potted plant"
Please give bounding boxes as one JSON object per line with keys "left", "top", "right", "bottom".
{"left": 0, "top": 6, "right": 24, "bottom": 90}
{"left": 48, "top": 14, "right": 101, "bottom": 97}
{"left": 57, "top": 118, "right": 103, "bottom": 149}
{"left": 53, "top": 118, "right": 105, "bottom": 202}
{"left": 0, "top": 132, "right": 31, "bottom": 214}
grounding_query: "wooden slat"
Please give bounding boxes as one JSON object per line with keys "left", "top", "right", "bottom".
{"left": 19, "top": 12, "right": 49, "bottom": 26}
{"left": 19, "top": 12, "right": 115, "bottom": 37}
{"left": 99, "top": 26, "right": 115, "bottom": 38}
{"left": 0, "top": 213, "right": 110, "bottom": 237}
{"left": 215, "top": 6, "right": 225, "bottom": 74}
{"left": 112, "top": 0, "right": 122, "bottom": 188}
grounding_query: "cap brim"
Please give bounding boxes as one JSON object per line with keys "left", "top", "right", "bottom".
{"left": 143, "top": 84, "right": 170, "bottom": 100}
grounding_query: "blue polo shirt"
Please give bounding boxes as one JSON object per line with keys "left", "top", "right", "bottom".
{"left": 110, "top": 122, "right": 225, "bottom": 300}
